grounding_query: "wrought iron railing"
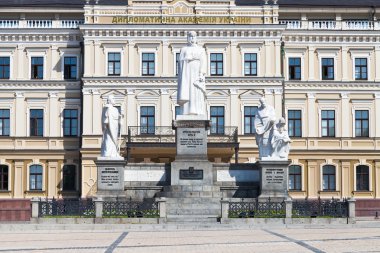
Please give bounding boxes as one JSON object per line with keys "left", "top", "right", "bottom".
{"left": 127, "top": 126, "right": 238, "bottom": 144}
{"left": 229, "top": 198, "right": 285, "bottom": 218}
{"left": 292, "top": 197, "right": 348, "bottom": 218}
{"left": 38, "top": 198, "right": 95, "bottom": 217}
{"left": 103, "top": 198, "right": 159, "bottom": 218}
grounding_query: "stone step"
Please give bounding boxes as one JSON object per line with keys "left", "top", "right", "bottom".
{"left": 166, "top": 203, "right": 220, "bottom": 210}
{"left": 163, "top": 185, "right": 220, "bottom": 192}
{"left": 166, "top": 215, "right": 219, "bottom": 224}
{"left": 164, "top": 197, "right": 223, "bottom": 204}
{"left": 167, "top": 208, "right": 221, "bottom": 216}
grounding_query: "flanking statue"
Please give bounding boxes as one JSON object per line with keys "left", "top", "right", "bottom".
{"left": 254, "top": 97, "right": 291, "bottom": 160}
{"left": 100, "top": 95, "right": 122, "bottom": 159}
{"left": 177, "top": 31, "right": 207, "bottom": 117}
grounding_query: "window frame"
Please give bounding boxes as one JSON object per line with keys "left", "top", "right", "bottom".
{"left": 288, "top": 57, "right": 301, "bottom": 80}
{"left": 243, "top": 53, "right": 257, "bottom": 76}
{"left": 29, "top": 164, "right": 43, "bottom": 191}
{"left": 321, "top": 58, "right": 335, "bottom": 80}
{"left": 0, "top": 56, "right": 10, "bottom": 79}
{"left": 63, "top": 109, "right": 78, "bottom": 137}
{"left": 63, "top": 56, "right": 78, "bottom": 80}
{"left": 243, "top": 106, "right": 257, "bottom": 135}
{"left": 354, "top": 110, "right": 369, "bottom": 137}
{"left": 0, "top": 109, "right": 10, "bottom": 136}
{"left": 29, "top": 109, "right": 44, "bottom": 137}
{"left": 289, "top": 165, "right": 302, "bottom": 191}
{"left": 322, "top": 165, "right": 336, "bottom": 191}
{"left": 210, "top": 106, "right": 225, "bottom": 135}
{"left": 141, "top": 52, "right": 155, "bottom": 76}
{"left": 355, "top": 165, "right": 370, "bottom": 191}
{"left": 210, "top": 53, "right": 224, "bottom": 76}
{"left": 62, "top": 164, "right": 77, "bottom": 192}
{"left": 288, "top": 110, "right": 302, "bottom": 137}
{"left": 0, "top": 164, "right": 9, "bottom": 191}
{"left": 31, "top": 56, "right": 44, "bottom": 80}
{"left": 107, "top": 52, "right": 121, "bottom": 76}
{"left": 354, "top": 58, "right": 368, "bottom": 81}
{"left": 140, "top": 106, "right": 155, "bottom": 135}
{"left": 321, "top": 110, "right": 335, "bottom": 137}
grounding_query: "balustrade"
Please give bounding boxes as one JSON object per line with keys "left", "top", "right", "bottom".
{"left": 0, "top": 20, "right": 19, "bottom": 28}
{"left": 281, "top": 19, "right": 380, "bottom": 30}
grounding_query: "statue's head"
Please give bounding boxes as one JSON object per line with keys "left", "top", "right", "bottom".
{"left": 259, "top": 97, "right": 267, "bottom": 108}
{"left": 278, "top": 117, "right": 286, "bottom": 125}
{"left": 107, "top": 95, "right": 115, "bottom": 106}
{"left": 187, "top": 31, "right": 197, "bottom": 45}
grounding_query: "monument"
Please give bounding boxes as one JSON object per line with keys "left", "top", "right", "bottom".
{"left": 255, "top": 98, "right": 291, "bottom": 200}
{"left": 95, "top": 95, "right": 126, "bottom": 198}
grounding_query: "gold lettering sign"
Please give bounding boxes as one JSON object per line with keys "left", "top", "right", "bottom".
{"left": 111, "top": 16, "right": 253, "bottom": 24}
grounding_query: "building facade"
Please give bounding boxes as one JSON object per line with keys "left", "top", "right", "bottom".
{"left": 0, "top": 0, "right": 379, "bottom": 203}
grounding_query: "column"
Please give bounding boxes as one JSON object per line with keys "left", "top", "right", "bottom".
{"left": 375, "top": 160, "right": 380, "bottom": 198}
{"left": 307, "top": 93, "right": 316, "bottom": 137}
{"left": 341, "top": 160, "right": 351, "bottom": 198}
{"left": 128, "top": 41, "right": 136, "bottom": 76}
{"left": 93, "top": 41, "right": 102, "bottom": 77}
{"left": 83, "top": 41, "right": 93, "bottom": 77}
{"left": 273, "top": 88, "right": 282, "bottom": 118}
{"left": 375, "top": 93, "right": 380, "bottom": 137}
{"left": 50, "top": 44, "right": 59, "bottom": 80}
{"left": 92, "top": 89, "right": 102, "bottom": 135}
{"left": 264, "top": 41, "right": 272, "bottom": 77}
{"left": 160, "top": 89, "right": 170, "bottom": 126}
{"left": 229, "top": 89, "right": 239, "bottom": 133}
{"left": 341, "top": 46, "right": 348, "bottom": 81}
{"left": 307, "top": 160, "right": 318, "bottom": 198}
{"left": 48, "top": 92, "right": 59, "bottom": 137}
{"left": 14, "top": 161, "right": 24, "bottom": 198}
{"left": 47, "top": 161, "right": 58, "bottom": 198}
{"left": 375, "top": 46, "right": 380, "bottom": 82}
{"left": 341, "top": 93, "right": 350, "bottom": 137}
{"left": 16, "top": 45, "right": 25, "bottom": 80}
{"left": 230, "top": 41, "right": 239, "bottom": 77}
{"left": 14, "top": 92, "right": 25, "bottom": 137}
{"left": 308, "top": 46, "right": 315, "bottom": 81}
{"left": 264, "top": 89, "right": 274, "bottom": 107}
{"left": 161, "top": 41, "right": 169, "bottom": 77}
{"left": 274, "top": 41, "right": 282, "bottom": 77}
{"left": 82, "top": 88, "right": 92, "bottom": 135}
{"left": 126, "top": 89, "right": 136, "bottom": 128}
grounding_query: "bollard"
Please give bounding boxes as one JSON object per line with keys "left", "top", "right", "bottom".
{"left": 220, "top": 199, "right": 229, "bottom": 220}
{"left": 31, "top": 197, "right": 40, "bottom": 218}
{"left": 347, "top": 198, "right": 356, "bottom": 219}
{"left": 156, "top": 197, "right": 167, "bottom": 218}
{"left": 93, "top": 197, "right": 104, "bottom": 218}
{"left": 284, "top": 197, "right": 293, "bottom": 219}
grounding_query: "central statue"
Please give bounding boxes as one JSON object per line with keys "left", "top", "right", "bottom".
{"left": 177, "top": 31, "right": 207, "bottom": 117}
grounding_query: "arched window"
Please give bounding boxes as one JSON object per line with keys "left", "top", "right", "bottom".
{"left": 356, "top": 165, "right": 369, "bottom": 191}
{"left": 289, "top": 165, "right": 301, "bottom": 191}
{"left": 29, "top": 165, "right": 42, "bottom": 191}
{"left": 0, "top": 165, "right": 8, "bottom": 191}
{"left": 62, "top": 165, "right": 76, "bottom": 191}
{"left": 322, "top": 165, "right": 336, "bottom": 191}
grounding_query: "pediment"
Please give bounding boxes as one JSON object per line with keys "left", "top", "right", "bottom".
{"left": 239, "top": 90, "right": 263, "bottom": 100}
{"left": 136, "top": 89, "right": 160, "bottom": 101}
{"left": 168, "top": 0, "right": 195, "bottom": 15}
{"left": 101, "top": 90, "right": 125, "bottom": 104}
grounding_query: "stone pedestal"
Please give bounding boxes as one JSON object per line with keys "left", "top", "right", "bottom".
{"left": 258, "top": 160, "right": 291, "bottom": 201}
{"left": 95, "top": 158, "right": 126, "bottom": 199}
{"left": 171, "top": 119, "right": 212, "bottom": 186}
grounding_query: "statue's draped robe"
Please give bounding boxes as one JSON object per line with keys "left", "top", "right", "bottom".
{"left": 101, "top": 104, "right": 120, "bottom": 157}
{"left": 271, "top": 129, "right": 291, "bottom": 159}
{"left": 177, "top": 44, "right": 206, "bottom": 115}
{"left": 254, "top": 105, "right": 276, "bottom": 158}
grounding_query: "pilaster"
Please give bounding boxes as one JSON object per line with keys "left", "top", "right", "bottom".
{"left": 307, "top": 93, "right": 316, "bottom": 137}
{"left": 264, "top": 41, "right": 272, "bottom": 77}
{"left": 16, "top": 45, "right": 25, "bottom": 80}
{"left": 160, "top": 89, "right": 171, "bottom": 126}
{"left": 341, "top": 46, "right": 348, "bottom": 81}
{"left": 126, "top": 89, "right": 136, "bottom": 128}
{"left": 128, "top": 41, "right": 136, "bottom": 76}
{"left": 92, "top": 89, "right": 102, "bottom": 135}
{"left": 307, "top": 160, "right": 318, "bottom": 198}
{"left": 376, "top": 93, "right": 380, "bottom": 137}
{"left": 375, "top": 46, "right": 380, "bottom": 82}
{"left": 94, "top": 41, "right": 102, "bottom": 77}
{"left": 82, "top": 88, "right": 92, "bottom": 134}
{"left": 47, "top": 161, "right": 58, "bottom": 198}
{"left": 14, "top": 92, "right": 25, "bottom": 137}
{"left": 14, "top": 161, "right": 24, "bottom": 198}
{"left": 229, "top": 89, "right": 239, "bottom": 129}
{"left": 341, "top": 93, "right": 350, "bottom": 137}
{"left": 162, "top": 41, "right": 169, "bottom": 76}
{"left": 341, "top": 160, "right": 351, "bottom": 198}
{"left": 50, "top": 44, "right": 59, "bottom": 80}
{"left": 84, "top": 41, "right": 93, "bottom": 77}
{"left": 308, "top": 47, "right": 315, "bottom": 81}
{"left": 274, "top": 41, "right": 281, "bottom": 77}
{"left": 230, "top": 41, "right": 238, "bottom": 77}
{"left": 375, "top": 160, "right": 380, "bottom": 198}
{"left": 49, "top": 92, "right": 59, "bottom": 137}
{"left": 273, "top": 88, "right": 282, "bottom": 118}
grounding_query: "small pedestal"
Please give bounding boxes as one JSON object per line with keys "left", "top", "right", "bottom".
{"left": 258, "top": 160, "right": 291, "bottom": 201}
{"left": 171, "top": 118, "right": 212, "bottom": 185}
{"left": 95, "top": 158, "right": 126, "bottom": 199}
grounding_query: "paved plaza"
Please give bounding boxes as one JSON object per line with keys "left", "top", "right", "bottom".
{"left": 0, "top": 226, "right": 380, "bottom": 253}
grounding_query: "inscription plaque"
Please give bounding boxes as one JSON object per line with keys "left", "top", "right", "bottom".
{"left": 100, "top": 167, "right": 121, "bottom": 187}
{"left": 180, "top": 167, "right": 204, "bottom": 180}
{"left": 264, "top": 168, "right": 285, "bottom": 185}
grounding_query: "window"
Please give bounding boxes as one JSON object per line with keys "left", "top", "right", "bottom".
{"left": 210, "top": 53, "right": 223, "bottom": 76}
{"left": 321, "top": 58, "right": 334, "bottom": 80}
{"left": 0, "top": 109, "right": 10, "bottom": 136}
{"left": 140, "top": 106, "right": 155, "bottom": 134}
{"left": 355, "top": 58, "right": 367, "bottom": 80}
{"left": 63, "top": 109, "right": 78, "bottom": 137}
{"left": 64, "top": 57, "right": 77, "bottom": 79}
{"left": 0, "top": 57, "right": 10, "bottom": 79}
{"left": 210, "top": 106, "right": 224, "bottom": 134}
{"left": 288, "top": 110, "right": 302, "bottom": 137}
{"left": 175, "top": 106, "right": 183, "bottom": 119}
{"left": 31, "top": 57, "right": 43, "bottom": 79}
{"left": 244, "top": 53, "right": 257, "bottom": 76}
{"left": 62, "top": 165, "right": 76, "bottom": 191}
{"left": 244, "top": 106, "right": 257, "bottom": 134}
{"left": 29, "top": 165, "right": 42, "bottom": 191}
{"left": 142, "top": 53, "right": 155, "bottom": 76}
{"left": 288, "top": 57, "right": 301, "bottom": 80}
{"left": 321, "top": 110, "right": 335, "bottom": 137}
{"left": 322, "top": 165, "right": 336, "bottom": 191}
{"left": 0, "top": 165, "right": 8, "bottom": 191}
{"left": 355, "top": 110, "right": 369, "bottom": 137}
{"left": 289, "top": 165, "right": 301, "bottom": 191}
{"left": 176, "top": 53, "right": 180, "bottom": 76}
{"left": 30, "top": 109, "right": 43, "bottom": 136}
{"left": 356, "top": 165, "right": 369, "bottom": 191}
{"left": 108, "top": 53, "right": 121, "bottom": 76}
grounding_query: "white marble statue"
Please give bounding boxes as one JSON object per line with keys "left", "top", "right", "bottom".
{"left": 254, "top": 97, "right": 276, "bottom": 159}
{"left": 177, "top": 31, "right": 207, "bottom": 117}
{"left": 271, "top": 117, "right": 291, "bottom": 160}
{"left": 100, "top": 95, "right": 122, "bottom": 159}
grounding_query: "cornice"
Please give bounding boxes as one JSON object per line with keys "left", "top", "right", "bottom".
{"left": 0, "top": 80, "right": 81, "bottom": 90}
{"left": 0, "top": 32, "right": 83, "bottom": 43}
{"left": 286, "top": 81, "right": 380, "bottom": 90}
